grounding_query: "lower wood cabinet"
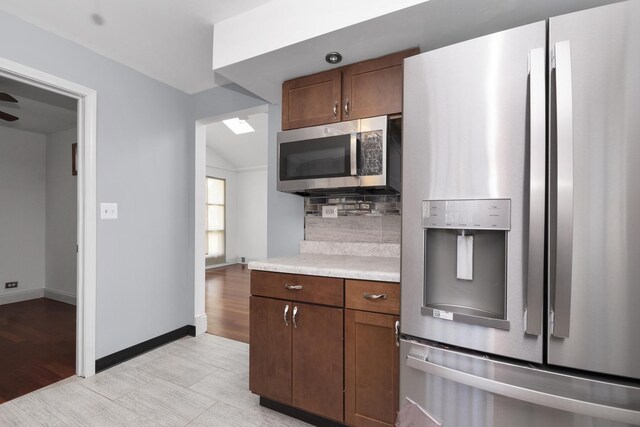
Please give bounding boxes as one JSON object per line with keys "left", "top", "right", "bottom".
{"left": 250, "top": 269, "right": 345, "bottom": 421}
{"left": 345, "top": 309, "right": 399, "bottom": 427}
{"left": 250, "top": 271, "right": 399, "bottom": 426}
{"left": 249, "top": 296, "right": 291, "bottom": 404}
{"left": 292, "top": 302, "right": 344, "bottom": 422}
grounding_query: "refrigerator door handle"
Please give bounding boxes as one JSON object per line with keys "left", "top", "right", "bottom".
{"left": 406, "top": 354, "right": 640, "bottom": 425}
{"left": 525, "top": 47, "right": 546, "bottom": 336}
{"left": 551, "top": 40, "right": 574, "bottom": 339}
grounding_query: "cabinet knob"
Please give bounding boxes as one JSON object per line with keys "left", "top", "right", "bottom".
{"left": 285, "top": 284, "right": 303, "bottom": 291}
{"left": 363, "top": 292, "right": 387, "bottom": 300}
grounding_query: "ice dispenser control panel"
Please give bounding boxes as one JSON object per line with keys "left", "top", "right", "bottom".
{"left": 422, "top": 199, "right": 511, "bottom": 230}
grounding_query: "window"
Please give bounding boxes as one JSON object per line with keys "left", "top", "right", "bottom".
{"left": 206, "top": 177, "right": 225, "bottom": 265}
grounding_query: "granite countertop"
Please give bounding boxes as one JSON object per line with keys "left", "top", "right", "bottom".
{"left": 249, "top": 241, "right": 400, "bottom": 283}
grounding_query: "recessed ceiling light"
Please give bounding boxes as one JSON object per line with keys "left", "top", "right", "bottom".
{"left": 325, "top": 52, "right": 342, "bottom": 64}
{"left": 223, "top": 118, "right": 255, "bottom": 135}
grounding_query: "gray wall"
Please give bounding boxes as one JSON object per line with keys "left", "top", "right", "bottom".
{"left": 45, "top": 127, "right": 78, "bottom": 302}
{"left": 0, "top": 126, "right": 46, "bottom": 301}
{"left": 0, "top": 9, "right": 192, "bottom": 357}
{"left": 0, "top": 10, "right": 270, "bottom": 358}
{"left": 0, "top": 10, "right": 304, "bottom": 359}
{"left": 267, "top": 103, "right": 304, "bottom": 257}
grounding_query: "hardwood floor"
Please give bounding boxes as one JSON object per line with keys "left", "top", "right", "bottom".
{"left": 0, "top": 298, "right": 76, "bottom": 403}
{"left": 205, "top": 263, "right": 250, "bottom": 344}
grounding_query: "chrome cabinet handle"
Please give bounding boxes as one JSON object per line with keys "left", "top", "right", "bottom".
{"left": 284, "top": 284, "right": 303, "bottom": 290}
{"left": 395, "top": 320, "right": 400, "bottom": 347}
{"left": 283, "top": 304, "right": 289, "bottom": 327}
{"left": 525, "top": 47, "right": 546, "bottom": 336}
{"left": 292, "top": 306, "right": 298, "bottom": 329}
{"left": 551, "top": 40, "right": 574, "bottom": 339}
{"left": 344, "top": 98, "right": 350, "bottom": 118}
{"left": 363, "top": 293, "right": 388, "bottom": 300}
{"left": 333, "top": 101, "right": 338, "bottom": 118}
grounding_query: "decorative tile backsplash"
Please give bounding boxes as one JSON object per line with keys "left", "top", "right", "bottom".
{"left": 304, "top": 194, "right": 401, "bottom": 244}
{"left": 305, "top": 194, "right": 401, "bottom": 217}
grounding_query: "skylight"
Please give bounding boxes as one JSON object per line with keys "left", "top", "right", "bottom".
{"left": 223, "top": 117, "right": 255, "bottom": 135}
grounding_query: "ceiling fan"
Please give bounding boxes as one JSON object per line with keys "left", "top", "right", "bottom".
{"left": 0, "top": 92, "right": 19, "bottom": 122}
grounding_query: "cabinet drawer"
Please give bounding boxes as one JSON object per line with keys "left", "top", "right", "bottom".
{"left": 345, "top": 280, "right": 400, "bottom": 315}
{"left": 251, "top": 271, "right": 344, "bottom": 307}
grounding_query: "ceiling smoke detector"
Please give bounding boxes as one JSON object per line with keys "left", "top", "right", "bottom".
{"left": 325, "top": 52, "right": 342, "bottom": 64}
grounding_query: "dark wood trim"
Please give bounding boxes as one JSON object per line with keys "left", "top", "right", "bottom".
{"left": 260, "top": 397, "right": 346, "bottom": 427}
{"left": 95, "top": 325, "right": 195, "bottom": 372}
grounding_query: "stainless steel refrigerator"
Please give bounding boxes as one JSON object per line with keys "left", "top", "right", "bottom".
{"left": 400, "top": 1, "right": 640, "bottom": 425}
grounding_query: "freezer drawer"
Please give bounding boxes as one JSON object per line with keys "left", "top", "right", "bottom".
{"left": 400, "top": 339, "right": 640, "bottom": 427}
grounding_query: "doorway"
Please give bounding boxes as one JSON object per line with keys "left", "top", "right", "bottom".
{"left": 194, "top": 104, "right": 268, "bottom": 343}
{"left": 0, "top": 57, "right": 97, "bottom": 379}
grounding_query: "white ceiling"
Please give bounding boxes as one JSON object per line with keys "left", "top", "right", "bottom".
{"left": 0, "top": 76, "right": 77, "bottom": 134}
{"left": 0, "top": 0, "right": 274, "bottom": 94}
{"left": 0, "top": 0, "right": 620, "bottom": 102}
{"left": 214, "top": 0, "right": 621, "bottom": 103}
{"left": 206, "top": 111, "right": 268, "bottom": 170}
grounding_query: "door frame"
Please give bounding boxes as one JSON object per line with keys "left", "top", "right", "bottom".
{"left": 0, "top": 57, "right": 98, "bottom": 377}
{"left": 193, "top": 104, "right": 268, "bottom": 336}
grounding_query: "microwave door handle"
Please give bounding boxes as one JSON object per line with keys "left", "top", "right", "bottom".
{"left": 551, "top": 40, "right": 574, "bottom": 339}
{"left": 525, "top": 47, "right": 545, "bottom": 336}
{"left": 350, "top": 132, "right": 357, "bottom": 176}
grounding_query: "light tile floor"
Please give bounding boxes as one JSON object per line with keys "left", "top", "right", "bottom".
{"left": 0, "top": 334, "right": 311, "bottom": 426}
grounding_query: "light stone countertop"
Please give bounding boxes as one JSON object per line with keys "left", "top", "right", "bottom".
{"left": 248, "top": 253, "right": 400, "bottom": 283}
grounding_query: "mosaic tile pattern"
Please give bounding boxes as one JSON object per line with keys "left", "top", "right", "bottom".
{"left": 304, "top": 194, "right": 401, "bottom": 217}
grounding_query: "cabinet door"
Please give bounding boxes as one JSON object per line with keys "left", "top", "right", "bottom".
{"left": 249, "top": 296, "right": 292, "bottom": 404}
{"left": 291, "top": 302, "right": 344, "bottom": 422}
{"left": 345, "top": 310, "right": 399, "bottom": 427}
{"left": 282, "top": 68, "right": 342, "bottom": 130}
{"left": 342, "top": 48, "right": 419, "bottom": 121}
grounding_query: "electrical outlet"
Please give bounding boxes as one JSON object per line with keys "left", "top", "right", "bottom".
{"left": 322, "top": 205, "right": 338, "bottom": 218}
{"left": 5, "top": 281, "right": 18, "bottom": 289}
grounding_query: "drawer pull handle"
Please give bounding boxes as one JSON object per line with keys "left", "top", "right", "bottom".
{"left": 283, "top": 304, "right": 289, "bottom": 327}
{"left": 292, "top": 306, "right": 298, "bottom": 329}
{"left": 363, "top": 293, "right": 387, "bottom": 300}
{"left": 284, "top": 284, "right": 303, "bottom": 290}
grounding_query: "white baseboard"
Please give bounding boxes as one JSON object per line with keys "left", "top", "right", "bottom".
{"left": 44, "top": 289, "right": 77, "bottom": 306}
{"left": 205, "top": 261, "right": 239, "bottom": 270}
{"left": 194, "top": 314, "right": 208, "bottom": 336}
{"left": 0, "top": 288, "right": 45, "bottom": 306}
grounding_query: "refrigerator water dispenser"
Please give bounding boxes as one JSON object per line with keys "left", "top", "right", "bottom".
{"left": 421, "top": 199, "right": 511, "bottom": 330}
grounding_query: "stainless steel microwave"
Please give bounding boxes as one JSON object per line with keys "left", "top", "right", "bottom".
{"left": 277, "top": 115, "right": 401, "bottom": 195}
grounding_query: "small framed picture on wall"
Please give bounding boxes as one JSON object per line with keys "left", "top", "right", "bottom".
{"left": 72, "top": 143, "right": 78, "bottom": 176}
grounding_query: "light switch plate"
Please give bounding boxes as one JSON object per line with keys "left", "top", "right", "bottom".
{"left": 100, "top": 203, "right": 118, "bottom": 220}
{"left": 322, "top": 205, "right": 338, "bottom": 218}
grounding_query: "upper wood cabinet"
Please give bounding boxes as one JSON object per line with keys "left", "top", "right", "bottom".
{"left": 282, "top": 68, "right": 342, "bottom": 130}
{"left": 282, "top": 48, "right": 419, "bottom": 130}
{"left": 342, "top": 49, "right": 418, "bottom": 121}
